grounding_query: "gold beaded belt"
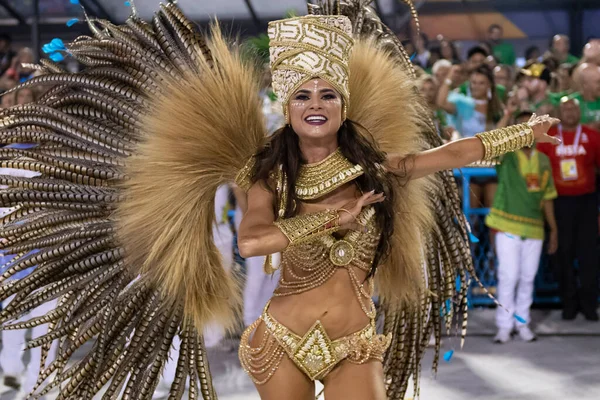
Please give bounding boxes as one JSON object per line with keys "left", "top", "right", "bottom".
{"left": 260, "top": 302, "right": 390, "bottom": 381}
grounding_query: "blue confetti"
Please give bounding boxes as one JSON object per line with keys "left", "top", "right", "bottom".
{"left": 124, "top": 1, "right": 131, "bottom": 6}
{"left": 443, "top": 350, "right": 454, "bottom": 363}
{"left": 409, "top": 52, "right": 416, "bottom": 62}
{"left": 42, "top": 44, "right": 54, "bottom": 54}
{"left": 49, "top": 52, "right": 65, "bottom": 62}
{"left": 66, "top": 18, "right": 79, "bottom": 27}
{"left": 514, "top": 313, "right": 527, "bottom": 324}
{"left": 468, "top": 232, "right": 479, "bottom": 243}
{"left": 70, "top": 0, "right": 80, "bottom": 4}
{"left": 50, "top": 38, "right": 66, "bottom": 51}
{"left": 439, "top": 299, "right": 453, "bottom": 317}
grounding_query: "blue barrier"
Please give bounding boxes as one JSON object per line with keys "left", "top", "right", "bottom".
{"left": 453, "top": 167, "right": 560, "bottom": 306}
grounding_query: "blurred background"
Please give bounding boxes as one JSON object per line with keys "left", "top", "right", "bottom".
{"left": 0, "top": 1, "right": 599, "bottom": 399}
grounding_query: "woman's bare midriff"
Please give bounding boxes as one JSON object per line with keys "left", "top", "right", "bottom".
{"left": 265, "top": 182, "right": 371, "bottom": 339}
{"left": 267, "top": 267, "right": 372, "bottom": 340}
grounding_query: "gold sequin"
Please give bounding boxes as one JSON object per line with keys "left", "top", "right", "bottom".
{"left": 268, "top": 16, "right": 354, "bottom": 111}
{"left": 476, "top": 123, "right": 534, "bottom": 161}
{"left": 295, "top": 148, "right": 364, "bottom": 200}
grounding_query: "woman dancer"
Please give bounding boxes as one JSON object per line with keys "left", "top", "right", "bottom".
{"left": 0, "top": 1, "right": 558, "bottom": 399}
{"left": 235, "top": 15, "right": 558, "bottom": 399}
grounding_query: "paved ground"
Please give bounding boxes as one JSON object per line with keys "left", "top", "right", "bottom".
{"left": 0, "top": 309, "right": 598, "bottom": 399}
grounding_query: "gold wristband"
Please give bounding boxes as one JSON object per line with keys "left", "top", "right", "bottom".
{"left": 475, "top": 123, "right": 534, "bottom": 161}
{"left": 274, "top": 209, "right": 340, "bottom": 246}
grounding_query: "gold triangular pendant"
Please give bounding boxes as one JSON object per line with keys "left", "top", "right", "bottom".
{"left": 293, "top": 320, "right": 337, "bottom": 380}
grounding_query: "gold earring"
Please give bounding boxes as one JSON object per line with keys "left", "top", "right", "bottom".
{"left": 341, "top": 104, "right": 347, "bottom": 122}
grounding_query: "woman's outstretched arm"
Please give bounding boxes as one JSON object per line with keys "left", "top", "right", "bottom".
{"left": 386, "top": 115, "right": 562, "bottom": 180}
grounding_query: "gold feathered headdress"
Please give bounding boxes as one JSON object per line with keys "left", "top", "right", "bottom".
{"left": 268, "top": 15, "right": 354, "bottom": 119}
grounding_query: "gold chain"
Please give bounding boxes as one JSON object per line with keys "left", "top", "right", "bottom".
{"left": 295, "top": 148, "right": 364, "bottom": 200}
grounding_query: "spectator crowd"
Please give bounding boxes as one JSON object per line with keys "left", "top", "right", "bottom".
{"left": 409, "top": 24, "right": 600, "bottom": 341}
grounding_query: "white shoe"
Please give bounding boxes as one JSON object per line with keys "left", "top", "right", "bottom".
{"left": 493, "top": 329, "right": 511, "bottom": 344}
{"left": 517, "top": 325, "right": 537, "bottom": 342}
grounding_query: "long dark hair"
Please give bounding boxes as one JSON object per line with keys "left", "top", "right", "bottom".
{"left": 250, "top": 120, "right": 397, "bottom": 278}
{"left": 471, "top": 64, "right": 503, "bottom": 125}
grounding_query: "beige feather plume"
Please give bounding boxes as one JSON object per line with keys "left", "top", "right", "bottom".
{"left": 348, "top": 39, "right": 435, "bottom": 309}
{"left": 117, "top": 26, "right": 266, "bottom": 332}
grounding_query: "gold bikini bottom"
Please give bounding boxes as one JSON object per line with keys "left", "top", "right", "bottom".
{"left": 239, "top": 302, "right": 391, "bottom": 384}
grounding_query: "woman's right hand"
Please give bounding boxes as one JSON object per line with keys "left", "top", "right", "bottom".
{"left": 528, "top": 113, "right": 561, "bottom": 145}
{"left": 337, "top": 190, "right": 385, "bottom": 229}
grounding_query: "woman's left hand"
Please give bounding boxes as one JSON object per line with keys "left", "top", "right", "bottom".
{"left": 527, "top": 113, "right": 562, "bottom": 145}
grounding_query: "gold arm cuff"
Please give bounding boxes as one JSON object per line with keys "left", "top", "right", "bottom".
{"left": 475, "top": 123, "right": 534, "bottom": 161}
{"left": 274, "top": 209, "right": 340, "bottom": 246}
{"left": 235, "top": 157, "right": 256, "bottom": 192}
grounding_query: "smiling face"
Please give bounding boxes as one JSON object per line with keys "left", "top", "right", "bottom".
{"left": 469, "top": 72, "right": 491, "bottom": 99}
{"left": 288, "top": 78, "right": 343, "bottom": 142}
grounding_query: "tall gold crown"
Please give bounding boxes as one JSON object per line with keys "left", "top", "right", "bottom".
{"left": 268, "top": 16, "right": 354, "bottom": 116}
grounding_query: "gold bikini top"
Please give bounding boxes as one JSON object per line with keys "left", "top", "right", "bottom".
{"left": 274, "top": 206, "right": 380, "bottom": 317}
{"left": 288, "top": 206, "right": 380, "bottom": 268}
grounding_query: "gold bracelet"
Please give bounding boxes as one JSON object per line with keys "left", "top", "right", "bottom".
{"left": 475, "top": 123, "right": 534, "bottom": 161}
{"left": 274, "top": 209, "right": 340, "bottom": 246}
{"left": 337, "top": 208, "right": 356, "bottom": 223}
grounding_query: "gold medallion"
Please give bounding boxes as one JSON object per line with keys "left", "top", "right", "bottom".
{"left": 329, "top": 240, "right": 355, "bottom": 266}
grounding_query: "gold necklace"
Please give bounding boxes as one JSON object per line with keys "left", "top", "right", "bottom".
{"left": 295, "top": 148, "right": 364, "bottom": 200}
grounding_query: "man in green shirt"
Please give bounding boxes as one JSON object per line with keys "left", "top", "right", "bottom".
{"left": 517, "top": 63, "right": 554, "bottom": 114}
{"left": 551, "top": 35, "right": 580, "bottom": 66}
{"left": 570, "top": 63, "right": 600, "bottom": 129}
{"left": 488, "top": 24, "right": 516, "bottom": 66}
{"left": 486, "top": 111, "right": 558, "bottom": 344}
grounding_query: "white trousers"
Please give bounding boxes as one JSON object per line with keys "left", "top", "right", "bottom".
{"left": 0, "top": 297, "right": 58, "bottom": 393}
{"left": 495, "top": 232, "right": 543, "bottom": 330}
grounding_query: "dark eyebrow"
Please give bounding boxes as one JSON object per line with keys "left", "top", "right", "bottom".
{"left": 294, "top": 88, "right": 337, "bottom": 95}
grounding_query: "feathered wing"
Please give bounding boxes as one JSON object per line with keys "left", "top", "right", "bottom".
{"left": 310, "top": 1, "right": 476, "bottom": 398}
{"left": 118, "top": 25, "right": 264, "bottom": 333}
{"left": 0, "top": 2, "right": 263, "bottom": 399}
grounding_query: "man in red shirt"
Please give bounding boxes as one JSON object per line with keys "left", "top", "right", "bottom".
{"left": 538, "top": 98, "right": 600, "bottom": 321}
